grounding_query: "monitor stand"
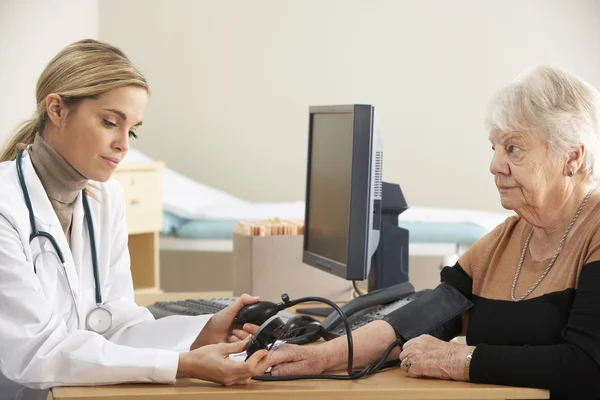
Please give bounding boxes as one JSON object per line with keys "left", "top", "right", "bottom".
{"left": 296, "top": 181, "right": 409, "bottom": 318}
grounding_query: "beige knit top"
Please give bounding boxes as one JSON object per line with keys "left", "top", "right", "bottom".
{"left": 27, "top": 134, "right": 88, "bottom": 246}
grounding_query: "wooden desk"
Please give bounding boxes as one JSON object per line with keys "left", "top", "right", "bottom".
{"left": 51, "top": 369, "right": 548, "bottom": 400}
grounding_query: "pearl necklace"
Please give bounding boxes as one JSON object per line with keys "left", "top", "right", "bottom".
{"left": 511, "top": 188, "right": 595, "bottom": 302}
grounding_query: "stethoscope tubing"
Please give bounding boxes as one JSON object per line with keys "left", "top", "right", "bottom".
{"left": 15, "top": 148, "right": 110, "bottom": 333}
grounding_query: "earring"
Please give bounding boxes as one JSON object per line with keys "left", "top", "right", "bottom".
{"left": 568, "top": 170, "right": 574, "bottom": 177}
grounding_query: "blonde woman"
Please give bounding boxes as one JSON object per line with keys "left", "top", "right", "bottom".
{"left": 0, "top": 39, "right": 269, "bottom": 400}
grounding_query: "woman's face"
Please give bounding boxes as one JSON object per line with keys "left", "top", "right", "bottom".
{"left": 489, "top": 129, "right": 564, "bottom": 212}
{"left": 45, "top": 85, "right": 148, "bottom": 182}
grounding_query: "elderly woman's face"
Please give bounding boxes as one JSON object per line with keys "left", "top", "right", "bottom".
{"left": 489, "top": 129, "right": 562, "bottom": 211}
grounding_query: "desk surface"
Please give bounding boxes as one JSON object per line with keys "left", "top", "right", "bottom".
{"left": 52, "top": 369, "right": 548, "bottom": 400}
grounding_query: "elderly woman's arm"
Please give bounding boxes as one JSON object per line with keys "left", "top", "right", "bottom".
{"left": 268, "top": 279, "right": 472, "bottom": 376}
{"left": 266, "top": 320, "right": 399, "bottom": 376}
{"left": 270, "top": 316, "right": 468, "bottom": 377}
{"left": 317, "top": 311, "right": 471, "bottom": 372}
{"left": 467, "top": 261, "right": 600, "bottom": 393}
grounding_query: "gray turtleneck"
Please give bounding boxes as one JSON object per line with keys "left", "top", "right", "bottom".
{"left": 28, "top": 134, "right": 88, "bottom": 246}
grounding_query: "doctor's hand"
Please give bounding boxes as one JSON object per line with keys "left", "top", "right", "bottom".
{"left": 190, "top": 294, "right": 260, "bottom": 350}
{"left": 229, "top": 322, "right": 260, "bottom": 343}
{"left": 399, "top": 334, "right": 472, "bottom": 381}
{"left": 178, "top": 336, "right": 272, "bottom": 386}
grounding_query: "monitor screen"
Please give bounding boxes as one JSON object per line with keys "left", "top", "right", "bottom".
{"left": 305, "top": 112, "right": 354, "bottom": 265}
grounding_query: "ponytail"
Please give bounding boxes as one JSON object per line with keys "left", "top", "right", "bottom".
{"left": 0, "top": 117, "right": 39, "bottom": 162}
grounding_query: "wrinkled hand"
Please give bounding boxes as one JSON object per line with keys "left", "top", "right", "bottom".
{"left": 267, "top": 344, "right": 328, "bottom": 376}
{"left": 399, "top": 334, "right": 471, "bottom": 381}
{"left": 191, "top": 294, "right": 260, "bottom": 350}
{"left": 178, "top": 336, "right": 272, "bottom": 385}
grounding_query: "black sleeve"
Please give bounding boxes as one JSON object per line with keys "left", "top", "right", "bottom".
{"left": 440, "top": 263, "right": 473, "bottom": 300}
{"left": 469, "top": 261, "right": 600, "bottom": 395}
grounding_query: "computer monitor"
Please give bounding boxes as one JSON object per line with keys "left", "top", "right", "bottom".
{"left": 303, "top": 104, "right": 382, "bottom": 281}
{"left": 302, "top": 104, "right": 409, "bottom": 298}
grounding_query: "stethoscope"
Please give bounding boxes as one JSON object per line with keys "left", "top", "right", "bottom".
{"left": 16, "top": 149, "right": 113, "bottom": 334}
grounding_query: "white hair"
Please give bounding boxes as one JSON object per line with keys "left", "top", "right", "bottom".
{"left": 485, "top": 65, "right": 600, "bottom": 180}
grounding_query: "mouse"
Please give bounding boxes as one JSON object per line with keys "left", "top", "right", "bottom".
{"left": 283, "top": 315, "right": 321, "bottom": 337}
{"left": 234, "top": 301, "right": 280, "bottom": 326}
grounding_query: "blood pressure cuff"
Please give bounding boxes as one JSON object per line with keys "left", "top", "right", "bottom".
{"left": 382, "top": 283, "right": 473, "bottom": 344}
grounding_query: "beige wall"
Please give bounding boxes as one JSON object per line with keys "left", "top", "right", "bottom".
{"left": 0, "top": 0, "right": 98, "bottom": 149}
{"left": 96, "top": 0, "right": 600, "bottom": 212}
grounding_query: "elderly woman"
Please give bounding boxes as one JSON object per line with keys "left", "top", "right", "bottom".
{"left": 255, "top": 66, "right": 600, "bottom": 399}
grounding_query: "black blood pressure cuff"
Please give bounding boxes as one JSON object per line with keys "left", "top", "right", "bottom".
{"left": 382, "top": 283, "right": 473, "bottom": 344}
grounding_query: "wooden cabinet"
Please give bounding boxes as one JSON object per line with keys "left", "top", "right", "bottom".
{"left": 112, "top": 162, "right": 163, "bottom": 296}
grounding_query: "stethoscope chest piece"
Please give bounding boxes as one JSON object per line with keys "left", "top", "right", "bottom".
{"left": 86, "top": 306, "right": 113, "bottom": 334}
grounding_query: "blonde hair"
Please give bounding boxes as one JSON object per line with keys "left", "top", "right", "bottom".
{"left": 0, "top": 39, "right": 148, "bottom": 162}
{"left": 485, "top": 65, "right": 600, "bottom": 179}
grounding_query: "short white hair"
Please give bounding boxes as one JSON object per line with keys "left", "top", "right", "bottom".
{"left": 485, "top": 66, "right": 600, "bottom": 180}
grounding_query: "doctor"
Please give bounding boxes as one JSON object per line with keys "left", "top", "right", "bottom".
{"left": 0, "top": 39, "right": 270, "bottom": 400}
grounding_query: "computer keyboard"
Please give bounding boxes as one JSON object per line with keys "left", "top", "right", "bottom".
{"left": 147, "top": 299, "right": 230, "bottom": 318}
{"left": 146, "top": 297, "right": 295, "bottom": 322}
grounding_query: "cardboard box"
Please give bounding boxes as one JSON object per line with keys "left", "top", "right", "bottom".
{"left": 232, "top": 232, "right": 355, "bottom": 302}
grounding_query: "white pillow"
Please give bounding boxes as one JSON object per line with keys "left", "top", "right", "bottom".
{"left": 121, "top": 148, "right": 248, "bottom": 219}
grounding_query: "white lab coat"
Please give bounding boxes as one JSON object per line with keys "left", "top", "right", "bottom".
{"left": 0, "top": 151, "right": 211, "bottom": 400}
